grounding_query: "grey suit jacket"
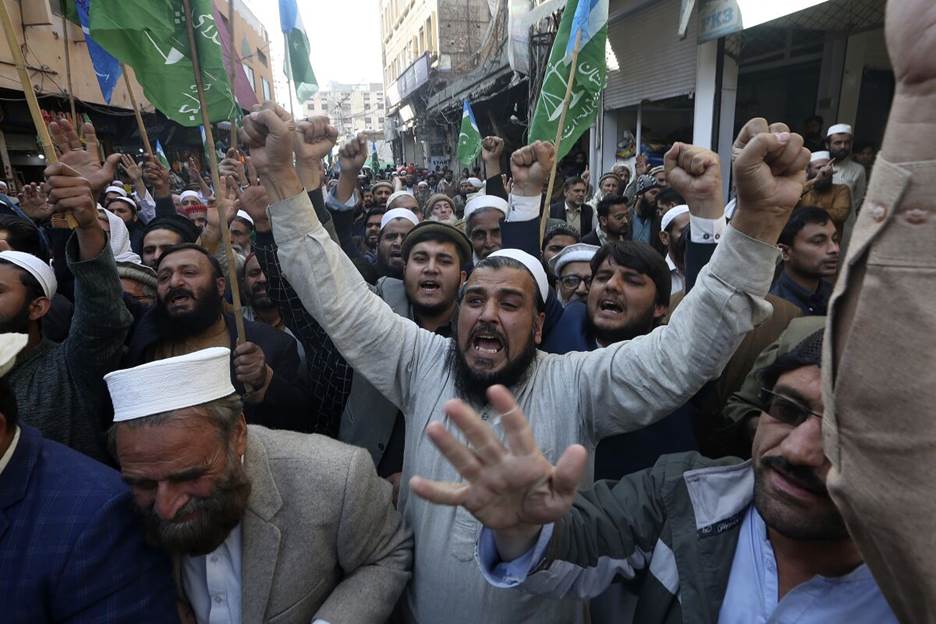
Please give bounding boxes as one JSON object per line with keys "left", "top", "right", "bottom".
{"left": 235, "top": 425, "right": 412, "bottom": 623}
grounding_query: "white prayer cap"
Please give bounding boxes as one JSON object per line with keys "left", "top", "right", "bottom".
{"left": 466, "top": 177, "right": 484, "bottom": 189}
{"left": 660, "top": 204, "right": 690, "bottom": 232}
{"left": 0, "top": 333, "right": 27, "bottom": 378}
{"left": 105, "top": 347, "right": 236, "bottom": 423}
{"left": 380, "top": 207, "right": 419, "bottom": 230}
{"left": 386, "top": 190, "right": 417, "bottom": 210}
{"left": 549, "top": 243, "right": 599, "bottom": 276}
{"left": 464, "top": 195, "right": 509, "bottom": 221}
{"left": 0, "top": 250, "right": 57, "bottom": 299}
{"left": 108, "top": 196, "right": 137, "bottom": 210}
{"left": 810, "top": 150, "right": 831, "bottom": 163}
{"left": 180, "top": 190, "right": 201, "bottom": 202}
{"left": 488, "top": 248, "right": 549, "bottom": 303}
{"left": 826, "top": 123, "right": 853, "bottom": 137}
{"left": 235, "top": 209, "right": 254, "bottom": 226}
{"left": 105, "top": 185, "right": 128, "bottom": 197}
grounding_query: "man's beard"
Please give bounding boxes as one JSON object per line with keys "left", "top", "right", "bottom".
{"left": 829, "top": 147, "right": 850, "bottom": 160}
{"left": 138, "top": 448, "right": 252, "bottom": 556}
{"left": 446, "top": 321, "right": 538, "bottom": 406}
{"left": 154, "top": 285, "right": 224, "bottom": 338}
{"left": 0, "top": 303, "right": 32, "bottom": 334}
{"left": 586, "top": 304, "right": 657, "bottom": 346}
{"left": 637, "top": 197, "right": 656, "bottom": 220}
{"left": 754, "top": 455, "right": 849, "bottom": 541}
{"left": 377, "top": 255, "right": 403, "bottom": 279}
{"left": 247, "top": 283, "right": 275, "bottom": 311}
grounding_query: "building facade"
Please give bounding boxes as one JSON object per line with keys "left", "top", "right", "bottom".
{"left": 305, "top": 83, "right": 387, "bottom": 141}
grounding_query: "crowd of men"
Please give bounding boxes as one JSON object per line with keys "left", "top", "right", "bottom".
{"left": 0, "top": 2, "right": 932, "bottom": 622}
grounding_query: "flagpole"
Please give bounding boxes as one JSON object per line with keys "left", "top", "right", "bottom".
{"left": 60, "top": 9, "right": 78, "bottom": 127}
{"left": 284, "top": 32, "right": 295, "bottom": 118}
{"left": 227, "top": 0, "right": 238, "bottom": 148}
{"left": 181, "top": 0, "right": 248, "bottom": 349}
{"left": 121, "top": 67, "right": 154, "bottom": 158}
{"left": 540, "top": 29, "right": 583, "bottom": 245}
{"left": 0, "top": 0, "right": 78, "bottom": 228}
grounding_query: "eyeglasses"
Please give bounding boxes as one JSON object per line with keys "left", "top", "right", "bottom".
{"left": 559, "top": 275, "right": 592, "bottom": 290}
{"left": 760, "top": 387, "right": 823, "bottom": 427}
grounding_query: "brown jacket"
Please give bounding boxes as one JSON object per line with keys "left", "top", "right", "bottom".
{"left": 823, "top": 155, "right": 936, "bottom": 623}
{"left": 799, "top": 180, "right": 852, "bottom": 233}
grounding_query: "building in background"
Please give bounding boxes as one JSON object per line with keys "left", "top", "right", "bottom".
{"left": 0, "top": 0, "right": 273, "bottom": 185}
{"left": 305, "top": 82, "right": 387, "bottom": 140}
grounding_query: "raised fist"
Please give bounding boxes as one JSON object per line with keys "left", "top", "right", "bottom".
{"left": 241, "top": 102, "right": 296, "bottom": 176}
{"left": 510, "top": 141, "right": 555, "bottom": 196}
{"left": 294, "top": 115, "right": 338, "bottom": 164}
{"left": 44, "top": 162, "right": 98, "bottom": 230}
{"left": 481, "top": 136, "right": 504, "bottom": 164}
{"left": 664, "top": 143, "right": 723, "bottom": 219}
{"left": 338, "top": 133, "right": 369, "bottom": 174}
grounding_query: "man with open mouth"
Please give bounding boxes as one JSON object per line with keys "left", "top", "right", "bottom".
{"left": 251, "top": 102, "right": 806, "bottom": 623}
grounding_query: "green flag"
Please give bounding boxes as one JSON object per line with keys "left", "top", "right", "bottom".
{"left": 88, "top": 0, "right": 236, "bottom": 127}
{"left": 61, "top": 0, "right": 80, "bottom": 25}
{"left": 528, "top": 0, "right": 607, "bottom": 160}
{"left": 280, "top": 0, "right": 318, "bottom": 101}
{"left": 457, "top": 100, "right": 482, "bottom": 166}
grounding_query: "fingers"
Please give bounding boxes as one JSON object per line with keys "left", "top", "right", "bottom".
{"left": 663, "top": 142, "right": 682, "bottom": 176}
{"left": 49, "top": 121, "right": 69, "bottom": 155}
{"left": 487, "top": 385, "right": 536, "bottom": 456}
{"left": 408, "top": 476, "right": 469, "bottom": 507}
{"left": 552, "top": 444, "right": 588, "bottom": 498}
{"left": 733, "top": 117, "right": 770, "bottom": 154}
{"left": 765, "top": 132, "right": 807, "bottom": 176}
{"left": 80, "top": 122, "right": 100, "bottom": 155}
{"left": 511, "top": 144, "right": 535, "bottom": 168}
{"left": 425, "top": 420, "right": 483, "bottom": 481}
{"left": 767, "top": 122, "right": 790, "bottom": 134}
{"left": 102, "top": 153, "right": 122, "bottom": 179}
{"left": 735, "top": 131, "right": 786, "bottom": 172}
{"left": 532, "top": 141, "right": 555, "bottom": 169}
{"left": 445, "top": 398, "right": 508, "bottom": 465}
{"left": 233, "top": 341, "right": 259, "bottom": 357}
{"left": 677, "top": 145, "right": 718, "bottom": 176}
{"left": 245, "top": 157, "right": 259, "bottom": 185}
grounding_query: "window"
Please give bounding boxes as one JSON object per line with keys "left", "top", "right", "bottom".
{"left": 257, "top": 50, "right": 268, "bottom": 67}
{"left": 242, "top": 63, "right": 256, "bottom": 91}
{"left": 262, "top": 77, "right": 272, "bottom": 101}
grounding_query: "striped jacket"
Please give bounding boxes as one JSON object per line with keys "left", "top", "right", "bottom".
{"left": 517, "top": 452, "right": 751, "bottom": 623}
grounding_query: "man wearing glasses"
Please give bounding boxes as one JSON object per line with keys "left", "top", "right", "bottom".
{"left": 410, "top": 328, "right": 897, "bottom": 623}
{"left": 548, "top": 243, "right": 599, "bottom": 307}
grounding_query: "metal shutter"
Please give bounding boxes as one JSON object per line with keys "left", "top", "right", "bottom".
{"left": 604, "top": 0, "right": 699, "bottom": 110}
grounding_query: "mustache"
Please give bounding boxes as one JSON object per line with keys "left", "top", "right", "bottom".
{"left": 468, "top": 322, "right": 507, "bottom": 345}
{"left": 761, "top": 455, "right": 828, "bottom": 497}
{"left": 164, "top": 286, "right": 195, "bottom": 301}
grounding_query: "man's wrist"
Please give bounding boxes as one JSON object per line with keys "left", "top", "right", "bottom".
{"left": 261, "top": 168, "right": 304, "bottom": 203}
{"left": 881, "top": 91, "right": 936, "bottom": 163}
{"left": 687, "top": 197, "right": 725, "bottom": 220}
{"left": 493, "top": 523, "right": 543, "bottom": 562}
{"left": 512, "top": 182, "right": 542, "bottom": 197}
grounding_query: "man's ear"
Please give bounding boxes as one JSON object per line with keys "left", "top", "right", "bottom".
{"left": 233, "top": 412, "right": 248, "bottom": 458}
{"left": 216, "top": 276, "right": 226, "bottom": 297}
{"left": 778, "top": 243, "right": 791, "bottom": 262}
{"left": 659, "top": 230, "right": 670, "bottom": 248}
{"left": 533, "top": 311, "right": 545, "bottom": 345}
{"left": 27, "top": 296, "right": 52, "bottom": 322}
{"left": 653, "top": 303, "right": 668, "bottom": 322}
{"left": 459, "top": 270, "right": 467, "bottom": 287}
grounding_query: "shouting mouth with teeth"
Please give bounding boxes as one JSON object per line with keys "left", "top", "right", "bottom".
{"left": 464, "top": 324, "right": 509, "bottom": 371}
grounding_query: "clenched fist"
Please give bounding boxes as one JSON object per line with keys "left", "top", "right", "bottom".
{"left": 510, "top": 141, "right": 555, "bottom": 197}
{"left": 664, "top": 143, "right": 723, "bottom": 219}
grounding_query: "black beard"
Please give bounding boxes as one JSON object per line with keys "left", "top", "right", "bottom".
{"left": 0, "top": 303, "right": 33, "bottom": 334}
{"left": 247, "top": 284, "right": 275, "bottom": 311}
{"left": 446, "top": 323, "right": 538, "bottom": 406}
{"left": 586, "top": 304, "right": 657, "bottom": 346}
{"left": 138, "top": 449, "right": 252, "bottom": 556}
{"left": 637, "top": 198, "right": 656, "bottom": 220}
{"left": 378, "top": 256, "right": 404, "bottom": 279}
{"left": 829, "top": 147, "right": 850, "bottom": 160}
{"left": 754, "top": 455, "right": 849, "bottom": 541}
{"left": 154, "top": 286, "right": 224, "bottom": 338}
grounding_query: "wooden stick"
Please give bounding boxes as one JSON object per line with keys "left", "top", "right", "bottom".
{"left": 284, "top": 32, "right": 295, "bottom": 118}
{"left": 0, "top": 0, "right": 77, "bottom": 228}
{"left": 227, "top": 0, "right": 238, "bottom": 148}
{"left": 181, "top": 0, "right": 248, "bottom": 347}
{"left": 60, "top": 10, "right": 77, "bottom": 127}
{"left": 540, "top": 29, "right": 583, "bottom": 245}
{"left": 121, "top": 66, "right": 153, "bottom": 158}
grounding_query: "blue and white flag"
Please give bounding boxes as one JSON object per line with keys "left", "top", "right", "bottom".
{"left": 74, "top": 0, "right": 122, "bottom": 103}
{"left": 565, "top": 0, "right": 609, "bottom": 62}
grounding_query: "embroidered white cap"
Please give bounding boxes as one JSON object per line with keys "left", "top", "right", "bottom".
{"left": 464, "top": 195, "right": 509, "bottom": 221}
{"left": 810, "top": 150, "right": 831, "bottom": 163}
{"left": 660, "top": 204, "right": 690, "bottom": 232}
{"left": 488, "top": 248, "right": 548, "bottom": 303}
{"left": 105, "top": 347, "right": 236, "bottom": 423}
{"left": 549, "top": 243, "right": 599, "bottom": 276}
{"left": 0, "top": 250, "right": 57, "bottom": 299}
{"left": 105, "top": 185, "right": 128, "bottom": 197}
{"left": 380, "top": 207, "right": 420, "bottom": 230}
{"left": 826, "top": 123, "right": 853, "bottom": 137}
{"left": 235, "top": 209, "right": 254, "bottom": 226}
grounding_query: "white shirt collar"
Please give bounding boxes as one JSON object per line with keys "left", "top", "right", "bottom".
{"left": 0, "top": 426, "right": 20, "bottom": 477}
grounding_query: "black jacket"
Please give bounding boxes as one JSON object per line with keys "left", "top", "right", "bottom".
{"left": 125, "top": 310, "right": 313, "bottom": 432}
{"left": 549, "top": 200, "right": 593, "bottom": 234}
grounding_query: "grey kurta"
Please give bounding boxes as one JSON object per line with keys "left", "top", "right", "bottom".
{"left": 271, "top": 191, "right": 777, "bottom": 623}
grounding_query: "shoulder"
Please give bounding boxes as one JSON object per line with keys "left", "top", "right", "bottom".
{"left": 249, "top": 425, "right": 366, "bottom": 485}
{"left": 375, "top": 277, "right": 410, "bottom": 316}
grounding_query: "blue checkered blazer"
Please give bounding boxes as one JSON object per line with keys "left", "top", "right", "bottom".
{"left": 0, "top": 425, "right": 179, "bottom": 623}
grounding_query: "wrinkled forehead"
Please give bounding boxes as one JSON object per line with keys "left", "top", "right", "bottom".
{"left": 465, "top": 265, "right": 537, "bottom": 300}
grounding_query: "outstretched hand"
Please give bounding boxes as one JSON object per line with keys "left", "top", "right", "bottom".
{"left": 410, "top": 385, "right": 587, "bottom": 560}
{"left": 730, "top": 117, "right": 810, "bottom": 244}
{"left": 664, "top": 143, "right": 723, "bottom": 219}
{"left": 510, "top": 141, "right": 555, "bottom": 197}
{"left": 48, "top": 118, "right": 122, "bottom": 196}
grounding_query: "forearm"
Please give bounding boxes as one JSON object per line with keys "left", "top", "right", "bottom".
{"left": 335, "top": 169, "right": 360, "bottom": 204}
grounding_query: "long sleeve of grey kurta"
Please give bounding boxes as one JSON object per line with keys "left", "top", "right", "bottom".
{"left": 271, "top": 190, "right": 778, "bottom": 624}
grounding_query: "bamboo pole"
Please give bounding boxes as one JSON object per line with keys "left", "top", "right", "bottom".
{"left": 227, "top": 0, "right": 238, "bottom": 148}
{"left": 181, "top": 0, "right": 248, "bottom": 347}
{"left": 121, "top": 67, "right": 153, "bottom": 158}
{"left": 60, "top": 10, "right": 77, "bottom": 126}
{"left": 0, "top": 0, "right": 76, "bottom": 228}
{"left": 540, "top": 29, "right": 583, "bottom": 245}
{"left": 284, "top": 32, "right": 295, "bottom": 118}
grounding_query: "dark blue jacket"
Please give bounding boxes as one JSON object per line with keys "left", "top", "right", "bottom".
{"left": 0, "top": 425, "right": 178, "bottom": 622}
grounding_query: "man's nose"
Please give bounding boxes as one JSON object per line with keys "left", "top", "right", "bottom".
{"left": 154, "top": 482, "right": 190, "bottom": 522}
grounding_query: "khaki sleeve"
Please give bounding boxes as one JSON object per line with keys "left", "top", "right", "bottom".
{"left": 828, "top": 185, "right": 853, "bottom": 229}
{"left": 823, "top": 156, "right": 936, "bottom": 623}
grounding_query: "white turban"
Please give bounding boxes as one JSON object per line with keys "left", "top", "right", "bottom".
{"left": 810, "top": 150, "right": 831, "bottom": 163}
{"left": 380, "top": 208, "right": 419, "bottom": 230}
{"left": 549, "top": 243, "right": 599, "bottom": 276}
{"left": 660, "top": 204, "right": 690, "bottom": 232}
{"left": 464, "top": 195, "right": 509, "bottom": 221}
{"left": 826, "top": 123, "right": 853, "bottom": 137}
{"left": 488, "top": 248, "right": 549, "bottom": 303}
{"left": 105, "top": 185, "right": 128, "bottom": 198}
{"left": 0, "top": 250, "right": 57, "bottom": 299}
